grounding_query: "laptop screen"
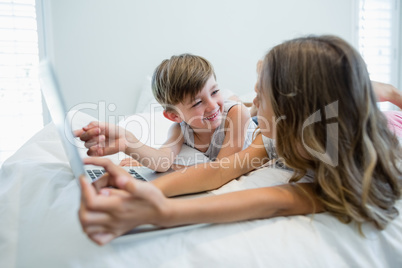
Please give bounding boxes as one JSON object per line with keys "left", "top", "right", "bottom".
{"left": 38, "top": 60, "right": 88, "bottom": 180}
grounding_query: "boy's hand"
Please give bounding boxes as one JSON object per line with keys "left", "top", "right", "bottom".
{"left": 79, "top": 157, "right": 171, "bottom": 245}
{"left": 74, "top": 121, "right": 129, "bottom": 156}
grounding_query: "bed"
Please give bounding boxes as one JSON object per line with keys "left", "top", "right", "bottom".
{"left": 1, "top": 108, "right": 401, "bottom": 268}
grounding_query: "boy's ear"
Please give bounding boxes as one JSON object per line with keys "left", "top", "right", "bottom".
{"left": 163, "top": 110, "right": 183, "bottom": 123}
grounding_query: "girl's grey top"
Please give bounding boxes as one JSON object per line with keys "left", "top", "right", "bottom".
{"left": 261, "top": 134, "right": 315, "bottom": 182}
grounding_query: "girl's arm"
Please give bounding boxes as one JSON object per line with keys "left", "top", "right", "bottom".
{"left": 214, "top": 103, "right": 253, "bottom": 159}
{"left": 123, "top": 123, "right": 184, "bottom": 172}
{"left": 151, "top": 133, "right": 268, "bottom": 197}
{"left": 92, "top": 133, "right": 268, "bottom": 197}
{"left": 165, "top": 183, "right": 323, "bottom": 225}
{"left": 372, "top": 81, "right": 402, "bottom": 109}
{"left": 79, "top": 157, "right": 323, "bottom": 245}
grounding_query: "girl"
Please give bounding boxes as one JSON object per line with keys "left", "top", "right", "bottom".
{"left": 79, "top": 35, "right": 402, "bottom": 245}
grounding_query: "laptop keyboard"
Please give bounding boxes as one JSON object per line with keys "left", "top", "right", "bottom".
{"left": 86, "top": 169, "right": 105, "bottom": 180}
{"left": 127, "top": 169, "right": 146, "bottom": 181}
{"left": 86, "top": 169, "right": 146, "bottom": 182}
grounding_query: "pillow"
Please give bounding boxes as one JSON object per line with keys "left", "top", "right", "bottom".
{"left": 135, "top": 76, "right": 163, "bottom": 114}
{"left": 118, "top": 110, "right": 172, "bottom": 148}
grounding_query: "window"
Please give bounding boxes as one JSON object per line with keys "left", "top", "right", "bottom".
{"left": 357, "top": 0, "right": 400, "bottom": 110}
{"left": 0, "top": 0, "right": 43, "bottom": 167}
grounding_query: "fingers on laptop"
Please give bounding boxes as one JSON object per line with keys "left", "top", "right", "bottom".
{"left": 99, "top": 188, "right": 132, "bottom": 198}
{"left": 80, "top": 175, "right": 130, "bottom": 212}
{"left": 83, "top": 157, "right": 133, "bottom": 188}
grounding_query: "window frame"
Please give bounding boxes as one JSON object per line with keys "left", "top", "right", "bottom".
{"left": 353, "top": 0, "right": 401, "bottom": 101}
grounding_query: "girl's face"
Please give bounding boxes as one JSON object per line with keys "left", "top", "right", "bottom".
{"left": 253, "top": 60, "right": 275, "bottom": 139}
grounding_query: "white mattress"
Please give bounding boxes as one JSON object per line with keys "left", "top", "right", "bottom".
{"left": 1, "top": 111, "right": 401, "bottom": 267}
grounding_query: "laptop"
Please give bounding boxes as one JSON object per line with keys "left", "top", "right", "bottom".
{"left": 38, "top": 59, "right": 172, "bottom": 183}
{"left": 38, "top": 60, "right": 210, "bottom": 241}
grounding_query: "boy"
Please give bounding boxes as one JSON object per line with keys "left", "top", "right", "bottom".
{"left": 75, "top": 54, "right": 255, "bottom": 172}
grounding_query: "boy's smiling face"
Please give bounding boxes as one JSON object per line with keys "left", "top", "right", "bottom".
{"left": 173, "top": 75, "right": 224, "bottom": 131}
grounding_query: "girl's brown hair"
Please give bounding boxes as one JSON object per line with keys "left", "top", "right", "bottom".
{"left": 260, "top": 35, "right": 402, "bottom": 230}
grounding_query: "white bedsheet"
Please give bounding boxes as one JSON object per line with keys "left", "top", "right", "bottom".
{"left": 1, "top": 113, "right": 402, "bottom": 268}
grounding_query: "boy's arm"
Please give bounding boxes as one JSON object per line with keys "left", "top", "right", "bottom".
{"left": 215, "top": 103, "right": 252, "bottom": 159}
{"left": 124, "top": 123, "right": 184, "bottom": 172}
{"left": 76, "top": 121, "right": 183, "bottom": 172}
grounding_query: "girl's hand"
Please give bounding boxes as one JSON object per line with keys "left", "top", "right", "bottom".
{"left": 372, "top": 81, "right": 402, "bottom": 109}
{"left": 372, "top": 81, "right": 398, "bottom": 102}
{"left": 79, "top": 157, "right": 171, "bottom": 245}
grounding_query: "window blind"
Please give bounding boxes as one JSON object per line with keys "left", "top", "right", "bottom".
{"left": 358, "top": 0, "right": 400, "bottom": 109}
{"left": 0, "top": 0, "right": 43, "bottom": 167}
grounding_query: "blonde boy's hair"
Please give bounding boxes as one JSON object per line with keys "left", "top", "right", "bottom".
{"left": 151, "top": 54, "right": 216, "bottom": 111}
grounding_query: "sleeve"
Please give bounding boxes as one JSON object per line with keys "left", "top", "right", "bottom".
{"left": 261, "top": 135, "right": 278, "bottom": 160}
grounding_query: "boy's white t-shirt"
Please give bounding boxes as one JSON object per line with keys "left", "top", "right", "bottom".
{"left": 180, "top": 100, "right": 256, "bottom": 161}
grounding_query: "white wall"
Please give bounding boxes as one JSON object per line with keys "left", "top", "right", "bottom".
{"left": 38, "top": 0, "right": 354, "bottom": 118}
